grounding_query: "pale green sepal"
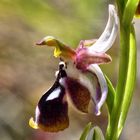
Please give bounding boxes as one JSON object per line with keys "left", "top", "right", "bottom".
{"left": 86, "top": 126, "right": 105, "bottom": 140}
{"left": 80, "top": 122, "right": 92, "bottom": 140}
{"left": 105, "top": 75, "right": 116, "bottom": 115}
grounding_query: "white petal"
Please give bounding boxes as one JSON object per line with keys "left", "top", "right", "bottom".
{"left": 88, "top": 4, "right": 118, "bottom": 53}
{"left": 87, "top": 64, "right": 108, "bottom": 116}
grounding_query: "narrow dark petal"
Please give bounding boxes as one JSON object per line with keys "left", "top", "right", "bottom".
{"left": 91, "top": 74, "right": 102, "bottom": 103}
{"left": 36, "top": 82, "right": 69, "bottom": 132}
{"left": 66, "top": 77, "right": 91, "bottom": 113}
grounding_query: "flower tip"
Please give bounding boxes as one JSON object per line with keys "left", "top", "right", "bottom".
{"left": 36, "top": 36, "right": 57, "bottom": 46}
{"left": 108, "top": 55, "right": 112, "bottom": 62}
{"left": 29, "top": 117, "right": 39, "bottom": 129}
{"left": 95, "top": 108, "right": 101, "bottom": 116}
{"left": 36, "top": 40, "right": 44, "bottom": 45}
{"left": 109, "top": 4, "right": 115, "bottom": 11}
{"left": 88, "top": 4, "right": 118, "bottom": 53}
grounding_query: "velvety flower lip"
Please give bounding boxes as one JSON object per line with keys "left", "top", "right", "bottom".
{"left": 29, "top": 62, "right": 69, "bottom": 132}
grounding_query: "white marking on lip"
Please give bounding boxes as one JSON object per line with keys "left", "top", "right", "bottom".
{"left": 35, "top": 106, "right": 40, "bottom": 123}
{"left": 55, "top": 70, "right": 59, "bottom": 77}
{"left": 46, "top": 88, "right": 61, "bottom": 101}
{"left": 59, "top": 78, "right": 66, "bottom": 87}
{"left": 59, "top": 61, "right": 66, "bottom": 68}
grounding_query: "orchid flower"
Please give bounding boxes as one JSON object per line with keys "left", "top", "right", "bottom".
{"left": 36, "top": 4, "right": 118, "bottom": 117}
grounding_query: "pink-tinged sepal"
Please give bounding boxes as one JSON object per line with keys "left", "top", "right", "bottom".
{"left": 75, "top": 47, "right": 112, "bottom": 71}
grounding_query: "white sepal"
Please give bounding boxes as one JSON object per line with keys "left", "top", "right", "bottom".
{"left": 88, "top": 4, "right": 118, "bottom": 53}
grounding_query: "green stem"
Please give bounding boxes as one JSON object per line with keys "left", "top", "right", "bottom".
{"left": 106, "top": 24, "right": 130, "bottom": 140}
{"left": 106, "top": 24, "right": 136, "bottom": 140}
{"left": 116, "top": 0, "right": 128, "bottom": 20}
{"left": 117, "top": 24, "right": 136, "bottom": 137}
{"left": 106, "top": 9, "right": 138, "bottom": 140}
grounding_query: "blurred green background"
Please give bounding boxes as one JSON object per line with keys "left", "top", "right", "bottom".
{"left": 0, "top": 0, "right": 140, "bottom": 140}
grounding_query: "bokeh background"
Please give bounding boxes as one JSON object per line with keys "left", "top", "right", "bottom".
{"left": 0, "top": 0, "right": 139, "bottom": 140}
